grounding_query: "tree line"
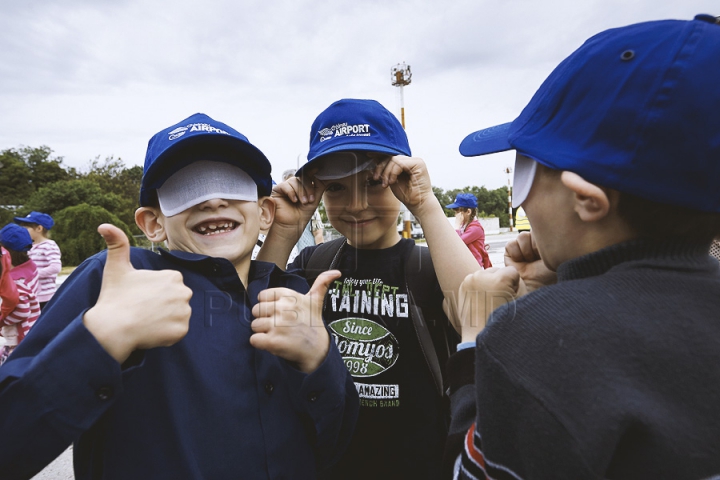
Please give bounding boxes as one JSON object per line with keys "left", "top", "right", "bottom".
{"left": 0, "top": 146, "right": 511, "bottom": 266}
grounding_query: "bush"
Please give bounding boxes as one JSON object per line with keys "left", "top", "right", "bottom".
{"left": 53, "top": 204, "right": 136, "bottom": 266}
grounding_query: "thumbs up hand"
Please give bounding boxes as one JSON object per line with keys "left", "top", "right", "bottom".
{"left": 250, "top": 270, "right": 341, "bottom": 374}
{"left": 83, "top": 224, "right": 193, "bottom": 363}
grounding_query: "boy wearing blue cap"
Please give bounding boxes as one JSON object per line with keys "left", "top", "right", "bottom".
{"left": 0, "top": 224, "right": 40, "bottom": 366}
{"left": 14, "top": 211, "right": 62, "bottom": 309}
{"left": 447, "top": 15, "right": 720, "bottom": 479}
{"left": 0, "top": 113, "right": 358, "bottom": 479}
{"left": 258, "top": 99, "right": 480, "bottom": 479}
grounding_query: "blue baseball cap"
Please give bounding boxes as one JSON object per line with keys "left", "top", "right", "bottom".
{"left": 14, "top": 211, "right": 54, "bottom": 230}
{"left": 459, "top": 14, "right": 720, "bottom": 212}
{"left": 446, "top": 193, "right": 478, "bottom": 209}
{"left": 297, "top": 99, "right": 411, "bottom": 178}
{"left": 0, "top": 224, "right": 33, "bottom": 252}
{"left": 140, "top": 113, "right": 272, "bottom": 207}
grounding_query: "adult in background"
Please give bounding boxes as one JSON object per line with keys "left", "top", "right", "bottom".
{"left": 446, "top": 193, "right": 491, "bottom": 269}
{"left": 14, "top": 211, "right": 62, "bottom": 309}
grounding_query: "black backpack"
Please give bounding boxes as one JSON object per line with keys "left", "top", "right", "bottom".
{"left": 304, "top": 238, "right": 458, "bottom": 397}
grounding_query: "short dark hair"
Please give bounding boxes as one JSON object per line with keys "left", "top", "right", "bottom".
{"left": 6, "top": 248, "right": 29, "bottom": 267}
{"left": 617, "top": 192, "right": 720, "bottom": 245}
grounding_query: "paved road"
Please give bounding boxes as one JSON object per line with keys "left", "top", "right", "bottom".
{"left": 31, "top": 446, "right": 73, "bottom": 479}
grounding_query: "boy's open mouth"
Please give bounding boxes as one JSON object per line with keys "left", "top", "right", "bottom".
{"left": 194, "top": 221, "right": 238, "bottom": 235}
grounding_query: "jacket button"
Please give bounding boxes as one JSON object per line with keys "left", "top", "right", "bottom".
{"left": 308, "top": 392, "right": 318, "bottom": 403}
{"left": 264, "top": 382, "right": 274, "bottom": 395}
{"left": 96, "top": 386, "right": 113, "bottom": 401}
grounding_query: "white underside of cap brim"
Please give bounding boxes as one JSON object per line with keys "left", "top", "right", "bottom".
{"left": 512, "top": 155, "right": 538, "bottom": 208}
{"left": 157, "top": 160, "right": 257, "bottom": 217}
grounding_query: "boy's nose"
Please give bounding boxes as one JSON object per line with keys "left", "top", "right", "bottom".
{"left": 346, "top": 189, "right": 368, "bottom": 213}
{"left": 197, "top": 198, "right": 229, "bottom": 210}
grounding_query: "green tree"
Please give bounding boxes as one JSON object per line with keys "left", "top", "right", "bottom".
{"left": 53, "top": 204, "right": 136, "bottom": 266}
{"left": 0, "top": 150, "right": 33, "bottom": 205}
{"left": 22, "top": 179, "right": 124, "bottom": 217}
{"left": 0, "top": 146, "right": 74, "bottom": 205}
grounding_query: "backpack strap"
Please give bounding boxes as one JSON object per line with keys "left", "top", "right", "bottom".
{"left": 304, "top": 238, "right": 347, "bottom": 286}
{"left": 405, "top": 245, "right": 451, "bottom": 397}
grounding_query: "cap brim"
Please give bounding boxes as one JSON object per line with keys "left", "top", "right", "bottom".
{"left": 298, "top": 143, "right": 405, "bottom": 179}
{"left": 445, "top": 203, "right": 461, "bottom": 209}
{"left": 459, "top": 122, "right": 513, "bottom": 157}
{"left": 512, "top": 155, "right": 538, "bottom": 208}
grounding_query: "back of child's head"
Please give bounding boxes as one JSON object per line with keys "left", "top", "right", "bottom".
{"left": 0, "top": 224, "right": 32, "bottom": 266}
{"left": 139, "top": 113, "right": 272, "bottom": 217}
{"left": 14, "top": 211, "right": 54, "bottom": 236}
{"left": 296, "top": 99, "right": 411, "bottom": 180}
{"left": 458, "top": 15, "right": 720, "bottom": 243}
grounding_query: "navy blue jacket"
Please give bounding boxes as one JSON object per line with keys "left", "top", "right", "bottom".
{"left": 0, "top": 248, "right": 358, "bottom": 479}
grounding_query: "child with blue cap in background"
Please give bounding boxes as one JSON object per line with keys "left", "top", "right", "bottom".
{"left": 14, "top": 211, "right": 62, "bottom": 309}
{"left": 258, "top": 98, "right": 481, "bottom": 479}
{"left": 445, "top": 193, "right": 491, "bottom": 269}
{"left": 0, "top": 113, "right": 358, "bottom": 479}
{"left": 0, "top": 224, "right": 40, "bottom": 366}
{"left": 445, "top": 14, "right": 720, "bottom": 479}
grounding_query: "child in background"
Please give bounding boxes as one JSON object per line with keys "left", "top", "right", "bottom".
{"left": 446, "top": 193, "right": 491, "bottom": 269}
{"left": 14, "top": 211, "right": 62, "bottom": 309}
{"left": 0, "top": 224, "right": 40, "bottom": 365}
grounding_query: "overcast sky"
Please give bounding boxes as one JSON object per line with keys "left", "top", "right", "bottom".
{"left": 1, "top": 0, "right": 716, "bottom": 191}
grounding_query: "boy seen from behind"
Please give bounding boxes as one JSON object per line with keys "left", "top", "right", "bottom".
{"left": 0, "top": 113, "right": 358, "bottom": 480}
{"left": 447, "top": 15, "right": 720, "bottom": 479}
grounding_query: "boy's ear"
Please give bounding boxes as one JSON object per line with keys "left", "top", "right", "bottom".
{"left": 135, "top": 207, "right": 168, "bottom": 243}
{"left": 257, "top": 196, "right": 276, "bottom": 231}
{"left": 560, "top": 171, "right": 613, "bottom": 222}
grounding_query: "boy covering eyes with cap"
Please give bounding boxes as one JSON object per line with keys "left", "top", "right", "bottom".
{"left": 446, "top": 15, "right": 720, "bottom": 479}
{"left": 0, "top": 113, "right": 358, "bottom": 479}
{"left": 258, "top": 99, "right": 480, "bottom": 479}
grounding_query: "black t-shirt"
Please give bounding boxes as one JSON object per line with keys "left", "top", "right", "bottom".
{"left": 289, "top": 238, "right": 447, "bottom": 479}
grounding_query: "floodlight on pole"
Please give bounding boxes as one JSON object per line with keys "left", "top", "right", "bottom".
{"left": 391, "top": 62, "right": 413, "bottom": 238}
{"left": 391, "top": 62, "right": 412, "bottom": 128}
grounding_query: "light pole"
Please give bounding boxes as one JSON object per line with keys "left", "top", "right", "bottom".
{"left": 505, "top": 167, "right": 514, "bottom": 232}
{"left": 391, "top": 62, "right": 413, "bottom": 238}
{"left": 391, "top": 62, "right": 412, "bottom": 128}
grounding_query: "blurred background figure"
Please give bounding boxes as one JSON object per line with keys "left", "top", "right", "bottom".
{"left": 0, "top": 224, "right": 40, "bottom": 365}
{"left": 14, "top": 212, "right": 61, "bottom": 310}
{"left": 446, "top": 193, "right": 492, "bottom": 269}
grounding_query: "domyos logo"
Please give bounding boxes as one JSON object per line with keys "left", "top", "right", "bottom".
{"left": 318, "top": 122, "right": 371, "bottom": 142}
{"left": 168, "top": 123, "right": 230, "bottom": 141}
{"left": 329, "top": 318, "right": 399, "bottom": 377}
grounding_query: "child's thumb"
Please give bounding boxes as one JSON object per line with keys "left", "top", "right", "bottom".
{"left": 98, "top": 223, "right": 133, "bottom": 275}
{"left": 308, "top": 269, "right": 342, "bottom": 301}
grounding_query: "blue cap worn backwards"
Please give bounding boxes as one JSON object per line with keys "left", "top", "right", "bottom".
{"left": 0, "top": 224, "right": 33, "bottom": 252}
{"left": 459, "top": 14, "right": 720, "bottom": 212}
{"left": 140, "top": 113, "right": 272, "bottom": 207}
{"left": 14, "top": 211, "right": 54, "bottom": 230}
{"left": 297, "top": 99, "right": 411, "bottom": 178}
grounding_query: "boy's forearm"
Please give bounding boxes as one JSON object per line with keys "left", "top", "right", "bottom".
{"left": 413, "top": 197, "right": 482, "bottom": 324}
{"left": 256, "top": 226, "right": 301, "bottom": 270}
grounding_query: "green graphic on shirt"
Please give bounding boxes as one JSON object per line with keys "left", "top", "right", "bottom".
{"left": 329, "top": 318, "right": 400, "bottom": 377}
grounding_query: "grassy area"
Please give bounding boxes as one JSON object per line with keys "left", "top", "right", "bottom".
{"left": 60, "top": 266, "right": 77, "bottom": 276}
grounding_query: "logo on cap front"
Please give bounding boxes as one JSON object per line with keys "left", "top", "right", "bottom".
{"left": 168, "top": 123, "right": 230, "bottom": 141}
{"left": 319, "top": 122, "right": 371, "bottom": 142}
{"left": 168, "top": 127, "right": 188, "bottom": 140}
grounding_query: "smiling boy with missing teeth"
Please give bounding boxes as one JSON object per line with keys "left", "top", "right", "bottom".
{"left": 0, "top": 113, "right": 358, "bottom": 480}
